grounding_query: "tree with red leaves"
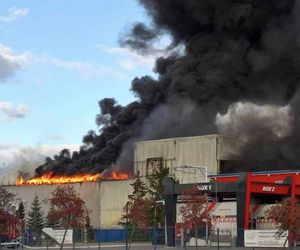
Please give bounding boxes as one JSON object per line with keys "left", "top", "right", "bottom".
{"left": 0, "top": 210, "right": 14, "bottom": 238}
{"left": 122, "top": 167, "right": 169, "bottom": 228}
{"left": 265, "top": 198, "right": 300, "bottom": 247}
{"left": 179, "top": 185, "right": 210, "bottom": 249}
{"left": 47, "top": 186, "right": 89, "bottom": 250}
{"left": 120, "top": 174, "right": 151, "bottom": 247}
{"left": 127, "top": 197, "right": 152, "bottom": 230}
{"left": 120, "top": 173, "right": 149, "bottom": 228}
{"left": 0, "top": 188, "right": 16, "bottom": 240}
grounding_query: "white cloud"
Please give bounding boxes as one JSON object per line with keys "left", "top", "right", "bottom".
{"left": 0, "top": 44, "right": 26, "bottom": 81}
{"left": 0, "top": 143, "right": 18, "bottom": 150}
{"left": 0, "top": 101, "right": 28, "bottom": 122}
{"left": 45, "top": 56, "right": 124, "bottom": 79}
{"left": 47, "top": 135, "right": 64, "bottom": 141}
{"left": 19, "top": 51, "right": 125, "bottom": 79}
{"left": 0, "top": 7, "right": 29, "bottom": 23}
{"left": 0, "top": 143, "right": 80, "bottom": 185}
{"left": 0, "top": 43, "right": 125, "bottom": 81}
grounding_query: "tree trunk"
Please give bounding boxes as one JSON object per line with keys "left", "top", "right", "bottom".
{"left": 195, "top": 227, "right": 198, "bottom": 250}
{"left": 284, "top": 235, "right": 288, "bottom": 247}
{"left": 60, "top": 227, "right": 69, "bottom": 250}
{"left": 60, "top": 216, "right": 71, "bottom": 250}
{"left": 128, "top": 224, "right": 136, "bottom": 250}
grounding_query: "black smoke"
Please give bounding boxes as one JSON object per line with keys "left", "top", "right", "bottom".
{"left": 119, "top": 22, "right": 162, "bottom": 55}
{"left": 36, "top": 0, "right": 300, "bottom": 176}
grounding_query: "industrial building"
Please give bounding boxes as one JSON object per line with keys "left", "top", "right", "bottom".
{"left": 2, "top": 134, "right": 243, "bottom": 229}
{"left": 3, "top": 179, "right": 133, "bottom": 229}
{"left": 2, "top": 134, "right": 294, "bottom": 247}
{"left": 134, "top": 134, "right": 243, "bottom": 183}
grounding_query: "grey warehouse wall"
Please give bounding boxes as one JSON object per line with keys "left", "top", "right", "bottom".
{"left": 3, "top": 179, "right": 133, "bottom": 229}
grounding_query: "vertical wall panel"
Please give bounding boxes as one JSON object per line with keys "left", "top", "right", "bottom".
{"left": 134, "top": 134, "right": 243, "bottom": 183}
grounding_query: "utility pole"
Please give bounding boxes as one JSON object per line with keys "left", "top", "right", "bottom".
{"left": 154, "top": 204, "right": 157, "bottom": 250}
{"left": 125, "top": 203, "right": 129, "bottom": 250}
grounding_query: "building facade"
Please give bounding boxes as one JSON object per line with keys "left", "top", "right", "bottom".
{"left": 134, "top": 134, "right": 243, "bottom": 183}
{"left": 3, "top": 179, "right": 133, "bottom": 229}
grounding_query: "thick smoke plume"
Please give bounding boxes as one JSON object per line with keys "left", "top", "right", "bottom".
{"left": 0, "top": 144, "right": 79, "bottom": 185}
{"left": 36, "top": 0, "right": 300, "bottom": 176}
{"left": 0, "top": 151, "right": 44, "bottom": 186}
{"left": 216, "top": 102, "right": 294, "bottom": 144}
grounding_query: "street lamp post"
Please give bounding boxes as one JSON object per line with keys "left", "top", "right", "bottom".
{"left": 153, "top": 200, "right": 165, "bottom": 249}
{"left": 154, "top": 206, "right": 157, "bottom": 250}
{"left": 125, "top": 202, "right": 129, "bottom": 250}
{"left": 23, "top": 201, "right": 28, "bottom": 246}
{"left": 214, "top": 177, "right": 218, "bottom": 245}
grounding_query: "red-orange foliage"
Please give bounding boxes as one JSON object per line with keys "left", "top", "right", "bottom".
{"left": 127, "top": 197, "right": 152, "bottom": 230}
{"left": 48, "top": 186, "right": 89, "bottom": 228}
{"left": 0, "top": 188, "right": 17, "bottom": 239}
{"left": 265, "top": 198, "right": 300, "bottom": 244}
{"left": 179, "top": 185, "right": 210, "bottom": 232}
{"left": 0, "top": 210, "right": 16, "bottom": 238}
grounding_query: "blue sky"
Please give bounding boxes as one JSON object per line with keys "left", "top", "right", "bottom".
{"left": 0, "top": 0, "right": 160, "bottom": 168}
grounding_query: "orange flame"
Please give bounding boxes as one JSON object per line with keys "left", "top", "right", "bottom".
{"left": 15, "top": 171, "right": 129, "bottom": 186}
{"left": 108, "top": 172, "right": 129, "bottom": 180}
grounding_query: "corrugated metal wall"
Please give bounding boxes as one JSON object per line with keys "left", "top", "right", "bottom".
{"left": 216, "top": 136, "right": 244, "bottom": 161}
{"left": 134, "top": 134, "right": 243, "bottom": 183}
{"left": 3, "top": 180, "right": 134, "bottom": 229}
{"left": 175, "top": 135, "right": 218, "bottom": 174}
{"left": 99, "top": 179, "right": 133, "bottom": 228}
{"left": 134, "top": 138, "right": 176, "bottom": 177}
{"left": 3, "top": 182, "right": 100, "bottom": 227}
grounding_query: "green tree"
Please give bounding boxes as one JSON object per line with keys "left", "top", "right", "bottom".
{"left": 46, "top": 204, "right": 61, "bottom": 228}
{"left": 0, "top": 187, "right": 15, "bottom": 211}
{"left": 129, "top": 173, "right": 148, "bottom": 201}
{"left": 17, "top": 201, "right": 25, "bottom": 221}
{"left": 147, "top": 165, "right": 169, "bottom": 227}
{"left": 121, "top": 166, "right": 169, "bottom": 229}
{"left": 17, "top": 201, "right": 25, "bottom": 231}
{"left": 17, "top": 201, "right": 26, "bottom": 238}
{"left": 27, "top": 195, "right": 44, "bottom": 231}
{"left": 120, "top": 172, "right": 148, "bottom": 226}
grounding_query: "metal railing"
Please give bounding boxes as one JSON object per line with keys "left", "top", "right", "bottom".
{"left": 8, "top": 226, "right": 300, "bottom": 249}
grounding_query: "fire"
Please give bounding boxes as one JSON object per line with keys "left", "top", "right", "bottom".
{"left": 108, "top": 172, "right": 129, "bottom": 180}
{"left": 16, "top": 171, "right": 129, "bottom": 186}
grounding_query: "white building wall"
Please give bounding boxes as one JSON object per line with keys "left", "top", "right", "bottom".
{"left": 3, "top": 182, "right": 100, "bottom": 227}
{"left": 3, "top": 179, "right": 133, "bottom": 229}
{"left": 99, "top": 179, "right": 134, "bottom": 228}
{"left": 134, "top": 134, "right": 242, "bottom": 183}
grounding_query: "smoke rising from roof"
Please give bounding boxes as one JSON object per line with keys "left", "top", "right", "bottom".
{"left": 216, "top": 102, "right": 294, "bottom": 143}
{"left": 35, "top": 0, "right": 300, "bottom": 176}
{"left": 0, "top": 144, "right": 79, "bottom": 185}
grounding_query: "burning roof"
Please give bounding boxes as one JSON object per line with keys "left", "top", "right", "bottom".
{"left": 16, "top": 171, "right": 128, "bottom": 186}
